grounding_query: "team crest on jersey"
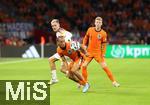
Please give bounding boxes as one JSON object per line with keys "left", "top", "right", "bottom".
{"left": 67, "top": 49, "right": 72, "bottom": 54}
{"left": 97, "top": 34, "right": 101, "bottom": 40}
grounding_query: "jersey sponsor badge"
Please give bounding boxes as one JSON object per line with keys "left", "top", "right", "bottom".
{"left": 67, "top": 49, "right": 72, "bottom": 54}
{"left": 97, "top": 34, "right": 101, "bottom": 40}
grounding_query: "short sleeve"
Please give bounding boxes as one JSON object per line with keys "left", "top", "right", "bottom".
{"left": 83, "top": 28, "right": 90, "bottom": 45}
{"left": 102, "top": 31, "right": 107, "bottom": 43}
{"left": 57, "top": 47, "right": 63, "bottom": 57}
{"left": 65, "top": 31, "right": 72, "bottom": 42}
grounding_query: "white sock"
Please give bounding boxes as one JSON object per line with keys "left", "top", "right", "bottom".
{"left": 51, "top": 70, "right": 57, "bottom": 80}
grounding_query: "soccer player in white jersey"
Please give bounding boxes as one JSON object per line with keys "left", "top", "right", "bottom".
{"left": 49, "top": 19, "right": 72, "bottom": 85}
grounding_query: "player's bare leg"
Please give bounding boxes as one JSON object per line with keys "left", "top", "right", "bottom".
{"left": 60, "top": 61, "right": 88, "bottom": 90}
{"left": 100, "top": 61, "right": 120, "bottom": 87}
{"left": 71, "top": 62, "right": 90, "bottom": 93}
{"left": 48, "top": 56, "right": 59, "bottom": 85}
{"left": 70, "top": 62, "right": 85, "bottom": 84}
{"left": 67, "top": 71, "right": 80, "bottom": 83}
{"left": 60, "top": 63, "right": 80, "bottom": 83}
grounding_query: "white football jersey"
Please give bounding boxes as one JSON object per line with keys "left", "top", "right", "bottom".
{"left": 56, "top": 29, "right": 72, "bottom": 42}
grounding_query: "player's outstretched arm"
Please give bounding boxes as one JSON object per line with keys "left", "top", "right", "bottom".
{"left": 59, "top": 56, "right": 70, "bottom": 76}
{"left": 80, "top": 44, "right": 88, "bottom": 56}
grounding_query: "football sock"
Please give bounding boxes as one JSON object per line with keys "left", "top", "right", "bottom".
{"left": 82, "top": 66, "right": 88, "bottom": 82}
{"left": 79, "top": 80, "right": 86, "bottom": 85}
{"left": 51, "top": 70, "right": 57, "bottom": 80}
{"left": 103, "top": 67, "right": 115, "bottom": 82}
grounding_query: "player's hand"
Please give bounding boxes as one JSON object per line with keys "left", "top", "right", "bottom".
{"left": 101, "top": 55, "right": 105, "bottom": 58}
{"left": 85, "top": 52, "right": 89, "bottom": 57}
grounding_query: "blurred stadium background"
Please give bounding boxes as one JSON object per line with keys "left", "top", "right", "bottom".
{"left": 0, "top": 0, "right": 149, "bottom": 58}
{"left": 0, "top": 0, "right": 150, "bottom": 105}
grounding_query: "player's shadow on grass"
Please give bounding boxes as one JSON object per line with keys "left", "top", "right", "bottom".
{"left": 81, "top": 88, "right": 145, "bottom": 96}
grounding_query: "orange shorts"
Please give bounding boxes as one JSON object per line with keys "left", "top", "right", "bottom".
{"left": 68, "top": 57, "right": 83, "bottom": 70}
{"left": 85, "top": 53, "right": 105, "bottom": 63}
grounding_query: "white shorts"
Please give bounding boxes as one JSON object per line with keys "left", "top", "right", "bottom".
{"left": 50, "top": 53, "right": 61, "bottom": 60}
{"left": 49, "top": 53, "right": 72, "bottom": 65}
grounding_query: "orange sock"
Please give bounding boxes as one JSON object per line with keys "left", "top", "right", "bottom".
{"left": 82, "top": 66, "right": 88, "bottom": 82}
{"left": 79, "top": 80, "right": 86, "bottom": 85}
{"left": 103, "top": 67, "right": 115, "bottom": 82}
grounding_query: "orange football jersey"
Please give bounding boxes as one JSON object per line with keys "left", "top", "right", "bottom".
{"left": 57, "top": 43, "right": 81, "bottom": 61}
{"left": 83, "top": 27, "right": 107, "bottom": 54}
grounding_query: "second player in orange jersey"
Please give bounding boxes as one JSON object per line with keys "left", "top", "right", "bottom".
{"left": 82, "top": 16, "right": 120, "bottom": 87}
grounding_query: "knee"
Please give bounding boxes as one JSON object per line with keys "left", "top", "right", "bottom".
{"left": 70, "top": 66, "right": 78, "bottom": 73}
{"left": 60, "top": 65, "right": 68, "bottom": 73}
{"left": 60, "top": 65, "right": 65, "bottom": 71}
{"left": 100, "top": 62, "right": 107, "bottom": 68}
{"left": 70, "top": 68, "right": 75, "bottom": 72}
{"left": 82, "top": 63, "right": 87, "bottom": 68}
{"left": 60, "top": 67, "right": 66, "bottom": 74}
{"left": 49, "top": 57, "right": 54, "bottom": 63}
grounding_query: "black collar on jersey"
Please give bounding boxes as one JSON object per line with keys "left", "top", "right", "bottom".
{"left": 94, "top": 27, "right": 102, "bottom": 32}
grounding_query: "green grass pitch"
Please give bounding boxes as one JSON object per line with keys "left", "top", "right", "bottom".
{"left": 0, "top": 58, "right": 150, "bottom": 105}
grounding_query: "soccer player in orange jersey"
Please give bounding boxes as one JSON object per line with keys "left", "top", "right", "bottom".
{"left": 57, "top": 36, "right": 90, "bottom": 93}
{"left": 82, "top": 16, "right": 120, "bottom": 87}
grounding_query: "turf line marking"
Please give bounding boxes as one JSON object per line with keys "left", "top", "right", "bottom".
{"left": 0, "top": 59, "right": 42, "bottom": 65}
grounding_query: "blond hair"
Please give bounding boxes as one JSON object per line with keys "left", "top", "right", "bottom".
{"left": 51, "top": 19, "right": 59, "bottom": 24}
{"left": 95, "top": 17, "right": 102, "bottom": 21}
